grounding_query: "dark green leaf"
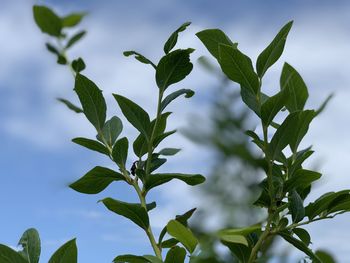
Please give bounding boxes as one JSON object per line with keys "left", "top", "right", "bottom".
{"left": 113, "top": 94, "right": 151, "bottom": 139}
{"left": 316, "top": 94, "right": 333, "bottom": 116}
{"left": 153, "top": 130, "right": 177, "bottom": 147}
{"left": 18, "top": 228, "right": 41, "bottom": 263}
{"left": 100, "top": 198, "right": 149, "bottom": 230}
{"left": 123, "top": 51, "right": 156, "bottom": 69}
{"left": 280, "top": 63, "right": 309, "bottom": 112}
{"left": 256, "top": 21, "right": 293, "bottom": 77}
{"left": 196, "top": 29, "right": 236, "bottom": 61}
{"left": 74, "top": 74, "right": 107, "bottom": 131}
{"left": 284, "top": 169, "right": 321, "bottom": 193}
{"left": 72, "top": 137, "right": 109, "bottom": 156}
{"left": 175, "top": 208, "right": 197, "bottom": 226}
{"left": 71, "top": 58, "right": 86, "bottom": 73}
{"left": 0, "top": 244, "right": 28, "bottom": 263}
{"left": 146, "top": 202, "right": 156, "bottom": 212}
{"left": 289, "top": 147, "right": 314, "bottom": 176}
{"left": 145, "top": 173, "right": 205, "bottom": 191}
{"left": 57, "top": 55, "right": 67, "bottom": 65}
{"left": 156, "top": 49, "right": 194, "bottom": 92}
{"left": 161, "top": 238, "right": 179, "bottom": 248}
{"left": 70, "top": 166, "right": 125, "bottom": 194}
{"left": 218, "top": 44, "right": 259, "bottom": 94}
{"left": 142, "top": 256, "right": 163, "bottom": 263}
{"left": 62, "top": 13, "right": 86, "bottom": 28}
{"left": 289, "top": 190, "right": 305, "bottom": 223}
{"left": 158, "top": 148, "right": 181, "bottom": 156}
{"left": 167, "top": 220, "right": 198, "bottom": 253}
{"left": 57, "top": 98, "right": 83, "bottom": 113}
{"left": 33, "top": 5, "right": 62, "bottom": 37}
{"left": 97, "top": 116, "right": 123, "bottom": 146}
{"left": 293, "top": 228, "right": 311, "bottom": 246}
{"left": 289, "top": 110, "right": 315, "bottom": 153}
{"left": 261, "top": 90, "right": 288, "bottom": 126}
{"left": 164, "top": 246, "right": 186, "bottom": 263}
{"left": 113, "top": 254, "right": 149, "bottom": 263}
{"left": 160, "top": 89, "right": 194, "bottom": 112}
{"left": 48, "top": 239, "right": 77, "bottom": 263}
{"left": 221, "top": 241, "right": 251, "bottom": 263}
{"left": 46, "top": 43, "right": 60, "bottom": 55}
{"left": 112, "top": 137, "right": 129, "bottom": 168}
{"left": 164, "top": 22, "right": 191, "bottom": 54}
{"left": 150, "top": 158, "right": 167, "bottom": 173}
{"left": 66, "top": 31, "right": 86, "bottom": 49}
{"left": 315, "top": 250, "right": 336, "bottom": 263}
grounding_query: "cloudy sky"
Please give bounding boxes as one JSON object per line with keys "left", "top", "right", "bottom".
{"left": 1, "top": 0, "right": 350, "bottom": 262}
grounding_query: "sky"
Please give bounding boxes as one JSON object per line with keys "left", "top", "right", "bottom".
{"left": 1, "top": 0, "right": 350, "bottom": 262}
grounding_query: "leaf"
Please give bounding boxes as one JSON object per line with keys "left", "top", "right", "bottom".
{"left": 161, "top": 238, "right": 179, "bottom": 248}
{"left": 280, "top": 63, "right": 309, "bottom": 112}
{"left": 97, "top": 116, "right": 123, "bottom": 147}
{"left": 113, "top": 254, "right": 149, "bottom": 263}
{"left": 146, "top": 202, "right": 157, "bottom": 212}
{"left": 261, "top": 90, "right": 288, "bottom": 126}
{"left": 123, "top": 51, "right": 156, "bottom": 69}
{"left": 150, "top": 157, "right": 167, "bottom": 173}
{"left": 33, "top": 5, "right": 62, "bottom": 37}
{"left": 160, "top": 89, "right": 194, "bottom": 112}
{"left": 289, "top": 110, "right": 315, "bottom": 153}
{"left": 57, "top": 55, "right": 67, "bottom": 65}
{"left": 315, "top": 250, "right": 336, "bottom": 263}
{"left": 293, "top": 228, "right": 311, "bottom": 246}
{"left": 217, "top": 224, "right": 261, "bottom": 237}
{"left": 164, "top": 22, "right": 191, "bottom": 54}
{"left": 57, "top": 98, "right": 83, "bottom": 113}
{"left": 17, "top": 228, "right": 41, "bottom": 263}
{"left": 71, "top": 58, "right": 86, "bottom": 73}
{"left": 112, "top": 137, "right": 129, "bottom": 169}
{"left": 72, "top": 137, "right": 109, "bottom": 156}
{"left": 316, "top": 93, "right": 333, "bottom": 116}
{"left": 284, "top": 169, "right": 321, "bottom": 192}
{"left": 164, "top": 246, "right": 186, "bottom": 263}
{"left": 74, "top": 74, "right": 107, "bottom": 131}
{"left": 69, "top": 166, "right": 125, "bottom": 194}
{"left": 145, "top": 173, "right": 205, "bottom": 191}
{"left": 278, "top": 231, "right": 320, "bottom": 262}
{"left": 66, "top": 31, "right": 86, "bottom": 49}
{"left": 113, "top": 94, "right": 151, "bottom": 139}
{"left": 256, "top": 21, "right": 293, "bottom": 77}
{"left": 100, "top": 198, "right": 149, "bottom": 230}
{"left": 217, "top": 233, "right": 248, "bottom": 246}
{"left": 158, "top": 148, "right": 181, "bottom": 156}
{"left": 196, "top": 29, "right": 236, "bottom": 61}
{"left": 289, "top": 190, "right": 305, "bottom": 223}
{"left": 0, "top": 244, "right": 28, "bottom": 263}
{"left": 175, "top": 208, "right": 197, "bottom": 226}
{"left": 221, "top": 241, "right": 251, "bottom": 263}
{"left": 46, "top": 43, "right": 60, "bottom": 55}
{"left": 142, "top": 255, "right": 163, "bottom": 263}
{"left": 48, "top": 239, "right": 77, "bottom": 263}
{"left": 218, "top": 44, "right": 259, "bottom": 94}
{"left": 167, "top": 220, "right": 198, "bottom": 253}
{"left": 156, "top": 49, "right": 194, "bottom": 92}
{"left": 62, "top": 13, "right": 86, "bottom": 28}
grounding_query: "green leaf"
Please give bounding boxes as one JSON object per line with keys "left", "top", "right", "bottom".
{"left": 62, "top": 13, "right": 86, "bottom": 28}
{"left": 72, "top": 137, "right": 109, "bottom": 156}
{"left": 289, "top": 190, "right": 305, "bottom": 223}
{"left": 278, "top": 231, "right": 320, "bottom": 262}
{"left": 123, "top": 51, "right": 156, "bottom": 69}
{"left": 46, "top": 43, "right": 60, "bottom": 56}
{"left": 218, "top": 233, "right": 248, "bottom": 246}
{"left": 57, "top": 55, "right": 67, "bottom": 65}
{"left": 280, "top": 63, "right": 309, "bottom": 112}
{"left": 113, "top": 94, "right": 151, "bottom": 139}
{"left": 57, "top": 98, "right": 83, "bottom": 113}
{"left": 48, "top": 239, "right": 77, "bottom": 263}
{"left": 164, "top": 22, "right": 191, "bottom": 54}
{"left": 315, "top": 250, "right": 336, "bottom": 263}
{"left": 74, "top": 74, "right": 107, "bottom": 131}
{"left": 100, "top": 198, "right": 149, "bottom": 230}
{"left": 153, "top": 130, "right": 177, "bottom": 147}
{"left": 175, "top": 208, "right": 197, "bottom": 226}
{"left": 70, "top": 166, "right": 125, "bottom": 194}
{"left": 142, "top": 255, "right": 163, "bottom": 263}
{"left": 284, "top": 169, "right": 321, "bottom": 192}
{"left": 289, "top": 147, "right": 314, "bottom": 176}
{"left": 161, "top": 238, "right": 179, "bottom": 248}
{"left": 218, "top": 44, "right": 259, "bottom": 94}
{"left": 256, "top": 21, "right": 293, "bottom": 77}
{"left": 112, "top": 137, "right": 129, "bottom": 168}
{"left": 66, "top": 31, "right": 86, "bottom": 49}
{"left": 167, "top": 220, "right": 198, "bottom": 253}
{"left": 97, "top": 116, "right": 123, "bottom": 147}
{"left": 158, "top": 148, "right": 181, "bottom": 156}
{"left": 145, "top": 173, "right": 205, "bottom": 191}
{"left": 217, "top": 224, "right": 261, "bottom": 237}
{"left": 71, "top": 58, "right": 86, "bottom": 73}
{"left": 196, "top": 29, "right": 236, "bottom": 61}
{"left": 150, "top": 157, "right": 167, "bottom": 173}
{"left": 261, "top": 90, "right": 288, "bottom": 126}
{"left": 164, "top": 246, "right": 186, "bottom": 263}
{"left": 316, "top": 93, "right": 333, "bottom": 116}
{"left": 33, "top": 5, "right": 62, "bottom": 37}
{"left": 160, "top": 89, "right": 194, "bottom": 112}
{"left": 156, "top": 49, "right": 194, "bottom": 92}
{"left": 18, "top": 228, "right": 41, "bottom": 263}
{"left": 0, "top": 244, "right": 28, "bottom": 263}
{"left": 289, "top": 110, "right": 315, "bottom": 153}
{"left": 221, "top": 241, "right": 251, "bottom": 263}
{"left": 293, "top": 228, "right": 311, "bottom": 246}
{"left": 113, "top": 254, "right": 149, "bottom": 263}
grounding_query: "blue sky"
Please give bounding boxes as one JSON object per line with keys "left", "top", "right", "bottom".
{"left": 1, "top": 0, "right": 350, "bottom": 262}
